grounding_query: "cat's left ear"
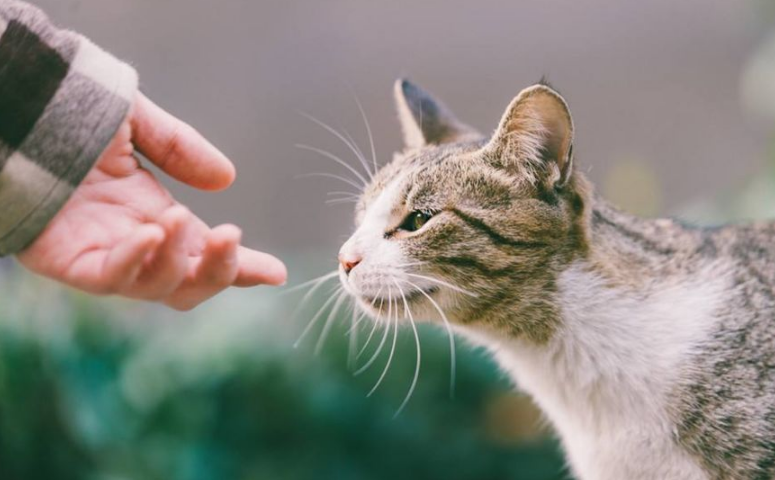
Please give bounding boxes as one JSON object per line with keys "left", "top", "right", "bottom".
{"left": 394, "top": 78, "right": 481, "bottom": 150}
{"left": 485, "top": 83, "right": 575, "bottom": 189}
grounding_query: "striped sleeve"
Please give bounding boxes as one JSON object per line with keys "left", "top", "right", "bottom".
{"left": 0, "top": 0, "right": 138, "bottom": 256}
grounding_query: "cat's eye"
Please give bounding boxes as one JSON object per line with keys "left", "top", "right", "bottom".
{"left": 399, "top": 210, "right": 434, "bottom": 233}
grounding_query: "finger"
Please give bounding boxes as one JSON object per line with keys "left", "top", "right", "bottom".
{"left": 131, "top": 92, "right": 236, "bottom": 191}
{"left": 164, "top": 224, "right": 241, "bottom": 311}
{"left": 103, "top": 225, "right": 165, "bottom": 293}
{"left": 233, "top": 246, "right": 287, "bottom": 287}
{"left": 129, "top": 206, "right": 191, "bottom": 300}
{"left": 197, "top": 224, "right": 241, "bottom": 285}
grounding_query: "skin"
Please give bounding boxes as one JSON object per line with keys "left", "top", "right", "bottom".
{"left": 17, "top": 93, "right": 287, "bottom": 311}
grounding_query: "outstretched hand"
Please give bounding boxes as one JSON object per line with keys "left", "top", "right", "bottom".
{"left": 17, "top": 93, "right": 287, "bottom": 311}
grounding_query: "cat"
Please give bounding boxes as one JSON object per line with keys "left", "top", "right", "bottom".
{"left": 335, "top": 78, "right": 775, "bottom": 480}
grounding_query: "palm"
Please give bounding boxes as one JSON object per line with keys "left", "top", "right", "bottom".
{"left": 18, "top": 93, "right": 286, "bottom": 310}
{"left": 21, "top": 147, "right": 193, "bottom": 284}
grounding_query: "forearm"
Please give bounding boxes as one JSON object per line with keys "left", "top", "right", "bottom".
{"left": 0, "top": 0, "right": 137, "bottom": 255}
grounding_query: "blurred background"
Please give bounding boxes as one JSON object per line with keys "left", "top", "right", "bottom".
{"left": 1, "top": 0, "right": 775, "bottom": 478}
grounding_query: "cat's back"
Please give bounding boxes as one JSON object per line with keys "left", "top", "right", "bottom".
{"left": 710, "top": 220, "right": 775, "bottom": 281}
{"left": 674, "top": 220, "right": 775, "bottom": 479}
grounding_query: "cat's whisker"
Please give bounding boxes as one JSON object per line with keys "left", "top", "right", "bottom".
{"left": 346, "top": 287, "right": 382, "bottom": 336}
{"left": 327, "top": 191, "right": 361, "bottom": 197}
{"left": 293, "top": 286, "right": 342, "bottom": 349}
{"left": 342, "top": 130, "right": 366, "bottom": 163}
{"left": 394, "top": 279, "right": 422, "bottom": 417}
{"left": 356, "top": 299, "right": 384, "bottom": 361}
{"left": 296, "top": 144, "right": 369, "bottom": 187}
{"left": 347, "top": 305, "right": 360, "bottom": 370}
{"left": 404, "top": 272, "right": 478, "bottom": 297}
{"left": 355, "top": 287, "right": 393, "bottom": 373}
{"left": 367, "top": 295, "right": 400, "bottom": 397}
{"left": 343, "top": 129, "right": 374, "bottom": 180}
{"left": 326, "top": 194, "right": 360, "bottom": 200}
{"left": 296, "top": 172, "right": 363, "bottom": 191}
{"left": 350, "top": 88, "right": 379, "bottom": 176}
{"left": 299, "top": 112, "right": 374, "bottom": 180}
{"left": 345, "top": 311, "right": 367, "bottom": 336}
{"left": 314, "top": 290, "right": 348, "bottom": 356}
{"left": 326, "top": 191, "right": 361, "bottom": 204}
{"left": 405, "top": 278, "right": 456, "bottom": 399}
{"left": 280, "top": 270, "right": 339, "bottom": 296}
{"left": 286, "top": 271, "right": 339, "bottom": 324}
{"left": 326, "top": 198, "right": 359, "bottom": 205}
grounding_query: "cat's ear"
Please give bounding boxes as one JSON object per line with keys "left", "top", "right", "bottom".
{"left": 394, "top": 78, "right": 480, "bottom": 149}
{"left": 486, "top": 83, "right": 575, "bottom": 189}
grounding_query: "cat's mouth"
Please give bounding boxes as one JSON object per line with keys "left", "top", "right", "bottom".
{"left": 361, "top": 286, "right": 439, "bottom": 306}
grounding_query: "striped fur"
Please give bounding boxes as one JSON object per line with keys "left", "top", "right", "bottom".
{"left": 339, "top": 79, "right": 775, "bottom": 479}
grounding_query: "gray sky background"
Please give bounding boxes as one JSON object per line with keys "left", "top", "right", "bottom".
{"left": 32, "top": 0, "right": 772, "bottom": 269}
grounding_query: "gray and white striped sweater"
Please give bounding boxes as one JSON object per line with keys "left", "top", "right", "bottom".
{"left": 0, "top": 0, "right": 137, "bottom": 255}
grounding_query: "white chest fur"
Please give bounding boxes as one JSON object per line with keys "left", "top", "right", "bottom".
{"left": 459, "top": 262, "right": 730, "bottom": 480}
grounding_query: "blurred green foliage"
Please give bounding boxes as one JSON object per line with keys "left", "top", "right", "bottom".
{"left": 0, "top": 264, "right": 564, "bottom": 480}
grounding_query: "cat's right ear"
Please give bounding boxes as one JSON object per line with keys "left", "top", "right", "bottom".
{"left": 394, "top": 79, "right": 480, "bottom": 150}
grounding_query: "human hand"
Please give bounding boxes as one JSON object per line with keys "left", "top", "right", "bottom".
{"left": 17, "top": 93, "right": 287, "bottom": 311}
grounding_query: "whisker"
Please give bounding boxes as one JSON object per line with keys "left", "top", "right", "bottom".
{"left": 325, "top": 191, "right": 361, "bottom": 204}
{"left": 404, "top": 272, "right": 478, "bottom": 297}
{"left": 367, "top": 295, "right": 399, "bottom": 397}
{"left": 405, "top": 279, "right": 457, "bottom": 398}
{"left": 314, "top": 291, "right": 348, "bottom": 355}
{"left": 346, "top": 287, "right": 383, "bottom": 337}
{"left": 347, "top": 305, "right": 359, "bottom": 370}
{"left": 349, "top": 88, "right": 378, "bottom": 175}
{"left": 287, "top": 272, "right": 340, "bottom": 330}
{"left": 280, "top": 270, "right": 339, "bottom": 296}
{"left": 356, "top": 306, "right": 383, "bottom": 359}
{"left": 357, "top": 318, "right": 381, "bottom": 358}
{"left": 343, "top": 129, "right": 374, "bottom": 180}
{"left": 393, "top": 279, "right": 421, "bottom": 417}
{"left": 346, "top": 311, "right": 367, "bottom": 336}
{"left": 326, "top": 194, "right": 360, "bottom": 201}
{"left": 296, "top": 172, "right": 363, "bottom": 191}
{"left": 299, "top": 112, "right": 374, "bottom": 180}
{"left": 343, "top": 130, "right": 367, "bottom": 163}
{"left": 296, "top": 144, "right": 369, "bottom": 187}
{"left": 326, "top": 191, "right": 361, "bottom": 197}
{"left": 293, "top": 287, "right": 342, "bottom": 349}
{"left": 356, "top": 287, "right": 392, "bottom": 372}
{"left": 326, "top": 198, "right": 359, "bottom": 205}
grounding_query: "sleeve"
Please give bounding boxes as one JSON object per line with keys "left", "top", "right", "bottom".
{"left": 0, "top": 0, "right": 138, "bottom": 256}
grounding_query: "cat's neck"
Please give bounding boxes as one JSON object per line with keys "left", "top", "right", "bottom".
{"left": 504, "top": 198, "right": 725, "bottom": 411}
{"left": 464, "top": 248, "right": 725, "bottom": 422}
{"left": 586, "top": 198, "right": 712, "bottom": 287}
{"left": 458, "top": 198, "right": 726, "bottom": 478}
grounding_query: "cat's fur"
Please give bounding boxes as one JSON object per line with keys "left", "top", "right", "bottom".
{"left": 337, "top": 79, "right": 775, "bottom": 480}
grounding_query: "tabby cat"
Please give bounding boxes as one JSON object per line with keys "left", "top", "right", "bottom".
{"left": 336, "top": 79, "right": 775, "bottom": 480}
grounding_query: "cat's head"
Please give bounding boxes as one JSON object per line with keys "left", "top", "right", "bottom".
{"left": 338, "top": 80, "right": 591, "bottom": 342}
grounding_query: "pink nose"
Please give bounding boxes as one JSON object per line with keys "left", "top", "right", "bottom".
{"left": 338, "top": 253, "right": 362, "bottom": 275}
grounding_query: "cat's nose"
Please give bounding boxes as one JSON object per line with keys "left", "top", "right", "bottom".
{"left": 338, "top": 252, "right": 362, "bottom": 275}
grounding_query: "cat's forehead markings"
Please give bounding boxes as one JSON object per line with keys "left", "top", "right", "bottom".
{"left": 362, "top": 173, "right": 408, "bottom": 229}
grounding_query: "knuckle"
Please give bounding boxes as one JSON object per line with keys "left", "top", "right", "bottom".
{"left": 161, "top": 123, "right": 187, "bottom": 166}
{"left": 204, "top": 270, "right": 233, "bottom": 287}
